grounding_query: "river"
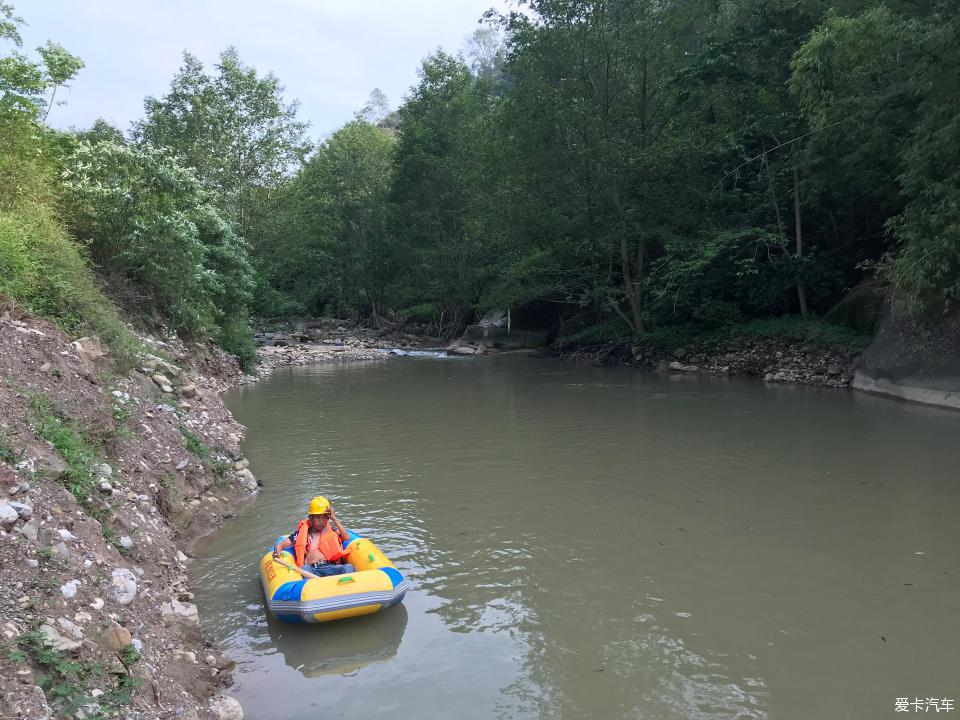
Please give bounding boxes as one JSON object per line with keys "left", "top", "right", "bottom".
{"left": 194, "top": 356, "right": 960, "bottom": 719}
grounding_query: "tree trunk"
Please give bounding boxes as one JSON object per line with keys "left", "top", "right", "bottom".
{"left": 792, "top": 166, "right": 809, "bottom": 318}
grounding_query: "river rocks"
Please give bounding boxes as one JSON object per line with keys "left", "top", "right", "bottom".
{"left": 17, "top": 519, "right": 38, "bottom": 542}
{"left": 56, "top": 618, "right": 84, "bottom": 641}
{"left": 8, "top": 500, "right": 32, "bottom": 519}
{"left": 119, "top": 535, "right": 134, "bottom": 549}
{"left": 667, "top": 361, "right": 699, "bottom": 373}
{"left": 99, "top": 625, "right": 132, "bottom": 651}
{"left": 61, "top": 579, "right": 81, "bottom": 598}
{"left": 161, "top": 598, "right": 199, "bottom": 627}
{"left": 110, "top": 568, "right": 138, "bottom": 606}
{"left": 180, "top": 383, "right": 198, "bottom": 398}
{"left": 99, "top": 480, "right": 113, "bottom": 493}
{"left": 0, "top": 501, "right": 19, "bottom": 527}
{"left": 39, "top": 623, "right": 81, "bottom": 653}
{"left": 237, "top": 469, "right": 258, "bottom": 491}
{"left": 210, "top": 695, "right": 244, "bottom": 720}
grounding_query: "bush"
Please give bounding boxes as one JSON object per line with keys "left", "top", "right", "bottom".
{"left": 0, "top": 207, "right": 138, "bottom": 366}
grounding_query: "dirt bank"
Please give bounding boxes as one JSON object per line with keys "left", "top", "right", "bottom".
{"left": 0, "top": 303, "right": 257, "bottom": 720}
{"left": 0, "top": 309, "right": 437, "bottom": 720}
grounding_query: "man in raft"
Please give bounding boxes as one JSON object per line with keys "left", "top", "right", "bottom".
{"left": 272, "top": 496, "right": 355, "bottom": 576}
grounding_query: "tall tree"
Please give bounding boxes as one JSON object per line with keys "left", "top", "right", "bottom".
{"left": 135, "top": 48, "right": 311, "bottom": 238}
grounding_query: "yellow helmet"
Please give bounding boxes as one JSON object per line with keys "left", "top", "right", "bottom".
{"left": 307, "top": 495, "right": 330, "bottom": 516}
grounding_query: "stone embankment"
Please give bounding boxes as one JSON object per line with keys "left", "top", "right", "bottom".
{"left": 542, "top": 338, "right": 861, "bottom": 389}
{"left": 0, "top": 305, "right": 256, "bottom": 720}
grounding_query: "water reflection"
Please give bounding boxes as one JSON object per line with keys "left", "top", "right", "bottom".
{"left": 264, "top": 604, "right": 408, "bottom": 678}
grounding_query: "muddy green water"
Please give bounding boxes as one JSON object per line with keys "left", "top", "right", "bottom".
{"left": 195, "top": 357, "right": 960, "bottom": 720}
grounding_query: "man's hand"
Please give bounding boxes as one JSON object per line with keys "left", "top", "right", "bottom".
{"left": 272, "top": 543, "right": 282, "bottom": 559}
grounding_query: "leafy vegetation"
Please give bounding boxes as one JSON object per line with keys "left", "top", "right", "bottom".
{"left": 9, "top": 625, "right": 141, "bottom": 719}
{"left": 3, "top": 0, "right": 959, "bottom": 367}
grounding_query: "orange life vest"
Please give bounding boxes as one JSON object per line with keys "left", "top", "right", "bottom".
{"left": 292, "top": 519, "right": 344, "bottom": 567}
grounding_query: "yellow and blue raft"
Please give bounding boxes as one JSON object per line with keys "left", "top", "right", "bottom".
{"left": 259, "top": 530, "right": 408, "bottom": 623}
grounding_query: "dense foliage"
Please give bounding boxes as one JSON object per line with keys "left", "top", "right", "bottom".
{"left": 1, "top": 0, "right": 958, "bottom": 366}
{"left": 258, "top": 0, "right": 959, "bottom": 345}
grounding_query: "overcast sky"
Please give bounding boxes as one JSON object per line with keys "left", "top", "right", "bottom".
{"left": 18, "top": 0, "right": 513, "bottom": 140}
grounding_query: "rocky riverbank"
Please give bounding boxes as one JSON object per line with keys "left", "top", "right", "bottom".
{"left": 0, "top": 304, "right": 256, "bottom": 720}
{"left": 241, "top": 318, "right": 432, "bottom": 382}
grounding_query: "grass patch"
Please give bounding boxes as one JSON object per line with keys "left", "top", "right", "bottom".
{"left": 29, "top": 394, "right": 128, "bottom": 554}
{"left": 30, "top": 396, "right": 97, "bottom": 506}
{"left": 178, "top": 426, "right": 210, "bottom": 459}
{"left": 0, "top": 431, "right": 21, "bottom": 464}
{"left": 0, "top": 207, "right": 140, "bottom": 370}
{"left": 10, "top": 625, "right": 141, "bottom": 719}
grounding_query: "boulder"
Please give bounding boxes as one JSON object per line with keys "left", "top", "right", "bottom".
{"left": 237, "top": 469, "right": 258, "bottom": 491}
{"left": 71, "top": 336, "right": 106, "bottom": 364}
{"left": 39, "top": 624, "right": 81, "bottom": 653}
{"left": 8, "top": 501, "right": 32, "bottom": 520}
{"left": 180, "top": 383, "right": 198, "bottom": 398}
{"left": 151, "top": 374, "right": 168, "bottom": 388}
{"left": 99, "top": 625, "right": 132, "bottom": 651}
{"left": 17, "top": 520, "right": 38, "bottom": 543}
{"left": 667, "top": 361, "right": 699, "bottom": 373}
{"left": 161, "top": 598, "right": 199, "bottom": 627}
{"left": 110, "top": 569, "right": 138, "bottom": 606}
{"left": 210, "top": 696, "right": 244, "bottom": 720}
{"left": 0, "top": 502, "right": 19, "bottom": 528}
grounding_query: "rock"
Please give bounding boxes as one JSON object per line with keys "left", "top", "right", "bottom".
{"left": 667, "top": 361, "right": 699, "bottom": 373}
{"left": 93, "top": 463, "right": 112, "bottom": 478}
{"left": 827, "top": 364, "right": 841, "bottom": 376}
{"left": 90, "top": 598, "right": 104, "bottom": 610}
{"left": 73, "top": 611, "right": 91, "bottom": 623}
{"left": 673, "top": 348, "right": 687, "bottom": 360}
{"left": 99, "top": 625, "right": 132, "bottom": 651}
{"left": 173, "top": 649, "right": 197, "bottom": 663}
{"left": 61, "top": 580, "right": 81, "bottom": 599}
{"left": 110, "top": 569, "right": 138, "bottom": 606}
{"left": 119, "top": 536, "right": 134, "bottom": 549}
{"left": 210, "top": 695, "right": 244, "bottom": 720}
{"left": 58, "top": 529, "right": 75, "bottom": 541}
{"left": 205, "top": 654, "right": 218, "bottom": 667}
{"left": 131, "top": 638, "right": 142, "bottom": 653}
{"left": 0, "top": 502, "right": 18, "bottom": 528}
{"left": 176, "top": 459, "right": 188, "bottom": 471}
{"left": 151, "top": 374, "right": 168, "bottom": 388}
{"left": 160, "top": 598, "right": 199, "bottom": 627}
{"left": 39, "top": 624, "right": 81, "bottom": 653}
{"left": 1, "top": 621, "right": 20, "bottom": 640}
{"left": 161, "top": 384, "right": 174, "bottom": 394}
{"left": 99, "top": 480, "right": 113, "bottom": 493}
{"left": 56, "top": 618, "right": 84, "bottom": 641}
{"left": 8, "top": 501, "right": 32, "bottom": 520}
{"left": 180, "top": 384, "right": 198, "bottom": 398}
{"left": 17, "top": 520, "right": 38, "bottom": 542}
{"left": 25, "top": 558, "right": 38, "bottom": 568}
{"left": 176, "top": 550, "right": 189, "bottom": 564}
{"left": 763, "top": 373, "right": 775, "bottom": 382}
{"left": 72, "top": 336, "right": 106, "bottom": 365}
{"left": 39, "top": 362, "right": 52, "bottom": 373}
{"left": 237, "top": 469, "right": 258, "bottom": 491}
{"left": 55, "top": 542, "right": 70, "bottom": 560}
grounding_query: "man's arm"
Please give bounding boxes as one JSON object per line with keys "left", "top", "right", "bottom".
{"left": 329, "top": 507, "right": 349, "bottom": 541}
{"left": 273, "top": 535, "right": 293, "bottom": 557}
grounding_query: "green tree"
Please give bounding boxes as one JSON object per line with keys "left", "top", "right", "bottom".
{"left": 136, "top": 48, "right": 311, "bottom": 237}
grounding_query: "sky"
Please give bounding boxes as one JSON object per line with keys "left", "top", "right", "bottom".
{"left": 18, "top": 0, "right": 514, "bottom": 140}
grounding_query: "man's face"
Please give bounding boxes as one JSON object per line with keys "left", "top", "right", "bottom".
{"left": 308, "top": 513, "right": 328, "bottom": 530}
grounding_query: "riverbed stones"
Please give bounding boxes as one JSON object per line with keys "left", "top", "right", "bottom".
{"left": 0, "top": 502, "right": 19, "bottom": 528}
{"left": 39, "top": 623, "right": 81, "bottom": 653}
{"left": 161, "top": 598, "right": 199, "bottom": 627}
{"left": 61, "top": 580, "right": 81, "bottom": 599}
{"left": 99, "top": 625, "right": 132, "bottom": 651}
{"left": 237, "top": 469, "right": 257, "bottom": 491}
{"left": 110, "top": 568, "right": 138, "bottom": 606}
{"left": 210, "top": 695, "right": 244, "bottom": 720}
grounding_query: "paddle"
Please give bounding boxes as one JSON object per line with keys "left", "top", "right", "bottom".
{"left": 272, "top": 556, "right": 320, "bottom": 580}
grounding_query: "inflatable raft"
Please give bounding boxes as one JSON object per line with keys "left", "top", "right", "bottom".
{"left": 259, "top": 530, "right": 408, "bottom": 623}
